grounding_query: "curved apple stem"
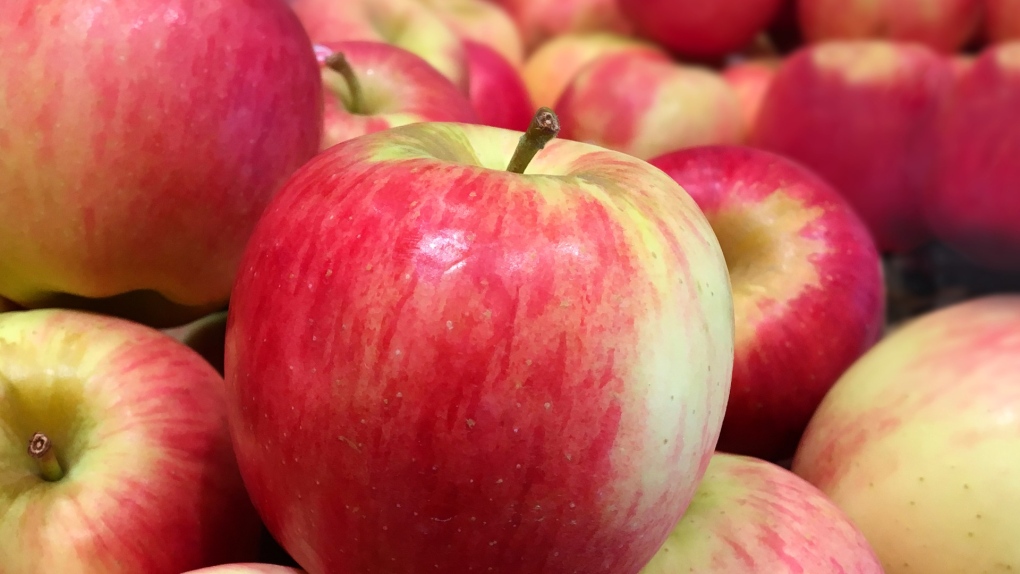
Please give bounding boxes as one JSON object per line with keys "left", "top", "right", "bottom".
{"left": 324, "top": 52, "right": 365, "bottom": 114}
{"left": 28, "top": 432, "right": 64, "bottom": 482}
{"left": 506, "top": 107, "right": 560, "bottom": 175}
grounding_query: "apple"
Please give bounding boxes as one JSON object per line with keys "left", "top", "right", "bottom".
{"left": 749, "top": 40, "right": 954, "bottom": 254}
{"left": 556, "top": 52, "right": 744, "bottom": 160}
{"left": 797, "top": 0, "right": 983, "bottom": 53}
{"left": 494, "top": 0, "right": 634, "bottom": 53}
{"left": 315, "top": 41, "right": 479, "bottom": 150}
{"left": 223, "top": 111, "right": 735, "bottom": 573}
{"left": 184, "top": 566, "right": 304, "bottom": 574}
{"left": 418, "top": 0, "right": 526, "bottom": 67}
{"left": 793, "top": 294, "right": 1020, "bottom": 574}
{"left": 290, "top": 0, "right": 469, "bottom": 91}
{"left": 521, "top": 32, "right": 670, "bottom": 109}
{"left": 617, "top": 0, "right": 785, "bottom": 60}
{"left": 720, "top": 57, "right": 780, "bottom": 141}
{"left": 463, "top": 41, "right": 535, "bottom": 132}
{"left": 640, "top": 453, "right": 884, "bottom": 573}
{"left": 985, "top": 0, "right": 1020, "bottom": 42}
{"left": 925, "top": 42, "right": 1020, "bottom": 272}
{"left": 648, "top": 145, "right": 884, "bottom": 461}
{"left": 0, "top": 0, "right": 323, "bottom": 329}
{"left": 0, "top": 308, "right": 262, "bottom": 571}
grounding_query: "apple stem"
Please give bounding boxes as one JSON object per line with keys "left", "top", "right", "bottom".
{"left": 28, "top": 432, "right": 64, "bottom": 482}
{"left": 506, "top": 107, "right": 560, "bottom": 175}
{"left": 324, "top": 52, "right": 365, "bottom": 114}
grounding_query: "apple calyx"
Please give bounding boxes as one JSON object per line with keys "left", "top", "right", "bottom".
{"left": 506, "top": 107, "right": 560, "bottom": 174}
{"left": 324, "top": 52, "right": 365, "bottom": 115}
{"left": 28, "top": 431, "right": 64, "bottom": 482}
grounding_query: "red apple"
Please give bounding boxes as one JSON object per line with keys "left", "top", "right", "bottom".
{"left": 315, "top": 41, "right": 478, "bottom": 150}
{"left": 420, "top": 0, "right": 526, "bottom": 67}
{"left": 926, "top": 42, "right": 1020, "bottom": 272}
{"left": 721, "top": 57, "right": 781, "bottom": 141}
{"left": 0, "top": 309, "right": 261, "bottom": 571}
{"left": 798, "top": 0, "right": 983, "bottom": 53}
{"left": 649, "top": 145, "right": 884, "bottom": 461}
{"left": 0, "top": 0, "right": 322, "bottom": 328}
{"left": 985, "top": 0, "right": 1020, "bottom": 42}
{"left": 556, "top": 52, "right": 744, "bottom": 160}
{"left": 749, "top": 40, "right": 954, "bottom": 254}
{"left": 494, "top": 0, "right": 634, "bottom": 53}
{"left": 617, "top": 0, "right": 785, "bottom": 60}
{"left": 640, "top": 453, "right": 883, "bottom": 573}
{"left": 224, "top": 114, "right": 735, "bottom": 573}
{"left": 291, "top": 0, "right": 469, "bottom": 91}
{"left": 793, "top": 294, "right": 1020, "bottom": 574}
{"left": 464, "top": 40, "right": 535, "bottom": 131}
{"left": 521, "top": 32, "right": 670, "bottom": 109}
{"left": 183, "top": 566, "right": 304, "bottom": 574}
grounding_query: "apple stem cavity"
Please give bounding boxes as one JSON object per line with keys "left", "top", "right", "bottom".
{"left": 324, "top": 52, "right": 365, "bottom": 115}
{"left": 28, "top": 432, "right": 64, "bottom": 482}
{"left": 506, "top": 107, "right": 560, "bottom": 175}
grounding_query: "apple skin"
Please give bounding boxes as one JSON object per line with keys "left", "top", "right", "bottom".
{"left": 224, "top": 121, "right": 735, "bottom": 573}
{"left": 463, "top": 40, "right": 535, "bottom": 132}
{"left": 183, "top": 565, "right": 305, "bottom": 574}
{"left": 640, "top": 453, "right": 883, "bottom": 573}
{"left": 316, "top": 41, "right": 479, "bottom": 150}
{"left": 649, "top": 145, "right": 885, "bottom": 462}
{"left": 291, "top": 0, "right": 469, "bottom": 91}
{"left": 522, "top": 32, "right": 670, "bottom": 109}
{"left": 925, "top": 42, "right": 1020, "bottom": 272}
{"left": 616, "top": 0, "right": 785, "bottom": 60}
{"left": 494, "top": 0, "right": 634, "bottom": 53}
{"left": 985, "top": 0, "right": 1020, "bottom": 42}
{"left": 419, "top": 0, "right": 526, "bottom": 67}
{"left": 0, "top": 0, "right": 323, "bottom": 328}
{"left": 556, "top": 53, "right": 744, "bottom": 160}
{"left": 721, "top": 58, "right": 780, "bottom": 141}
{"left": 749, "top": 40, "right": 954, "bottom": 254}
{"left": 793, "top": 294, "right": 1020, "bottom": 574}
{"left": 0, "top": 309, "right": 262, "bottom": 572}
{"left": 798, "top": 0, "right": 983, "bottom": 53}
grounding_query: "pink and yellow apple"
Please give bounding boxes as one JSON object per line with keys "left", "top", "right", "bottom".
{"left": 183, "top": 565, "right": 304, "bottom": 574}
{"left": 464, "top": 40, "right": 535, "bottom": 131}
{"left": 749, "top": 40, "right": 954, "bottom": 254}
{"left": 617, "top": 0, "right": 785, "bottom": 60}
{"left": 494, "top": 0, "right": 634, "bottom": 53}
{"left": 419, "top": 0, "right": 525, "bottom": 67}
{"left": 291, "top": 0, "right": 469, "bottom": 91}
{"left": 797, "top": 0, "right": 983, "bottom": 52}
{"left": 556, "top": 53, "right": 744, "bottom": 160}
{"left": 793, "top": 294, "right": 1020, "bottom": 574}
{"left": 0, "top": 0, "right": 323, "bottom": 328}
{"left": 315, "top": 41, "right": 478, "bottom": 150}
{"left": 926, "top": 41, "right": 1020, "bottom": 272}
{"left": 521, "top": 32, "right": 669, "bottom": 109}
{"left": 0, "top": 309, "right": 262, "bottom": 572}
{"left": 640, "top": 453, "right": 884, "bottom": 573}
{"left": 649, "top": 145, "right": 885, "bottom": 461}
{"left": 223, "top": 116, "right": 735, "bottom": 573}
{"left": 985, "top": 0, "right": 1020, "bottom": 42}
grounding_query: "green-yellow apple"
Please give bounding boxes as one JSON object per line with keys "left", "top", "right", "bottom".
{"left": 0, "top": 0, "right": 323, "bottom": 329}
{"left": 464, "top": 40, "right": 535, "bottom": 131}
{"left": 556, "top": 52, "right": 744, "bottom": 160}
{"left": 985, "top": 0, "right": 1020, "bottom": 42}
{"left": 749, "top": 40, "right": 954, "bottom": 254}
{"left": 798, "top": 0, "right": 983, "bottom": 53}
{"left": 183, "top": 565, "right": 304, "bottom": 574}
{"left": 721, "top": 57, "right": 781, "bottom": 141}
{"left": 640, "top": 453, "right": 883, "bottom": 573}
{"left": 521, "top": 32, "right": 669, "bottom": 109}
{"left": 314, "top": 41, "right": 478, "bottom": 150}
{"left": 418, "top": 0, "right": 526, "bottom": 67}
{"left": 649, "top": 145, "right": 885, "bottom": 461}
{"left": 291, "top": 0, "right": 469, "bottom": 91}
{"left": 793, "top": 294, "right": 1020, "bottom": 574}
{"left": 493, "top": 0, "right": 635, "bottom": 53}
{"left": 926, "top": 42, "right": 1020, "bottom": 272}
{"left": 617, "top": 0, "right": 785, "bottom": 60}
{"left": 224, "top": 111, "right": 735, "bottom": 573}
{"left": 0, "top": 309, "right": 262, "bottom": 572}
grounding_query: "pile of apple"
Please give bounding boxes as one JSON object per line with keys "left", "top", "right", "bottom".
{"left": 2, "top": 0, "right": 1020, "bottom": 573}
